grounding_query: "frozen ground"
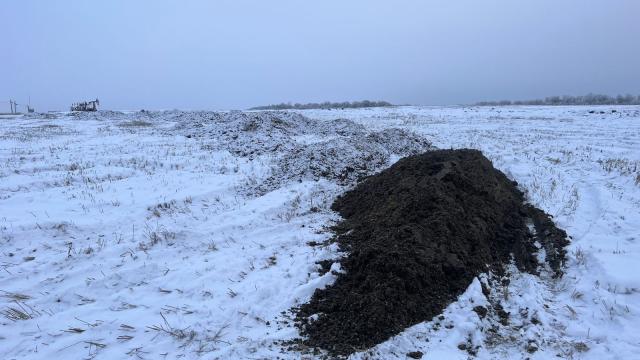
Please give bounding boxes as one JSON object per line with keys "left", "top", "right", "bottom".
{"left": 1, "top": 106, "right": 639, "bottom": 359}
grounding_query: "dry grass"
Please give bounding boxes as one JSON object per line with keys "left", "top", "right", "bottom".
{"left": 147, "top": 313, "right": 197, "bottom": 343}
{"left": 1, "top": 306, "right": 32, "bottom": 321}
{"left": 118, "top": 120, "right": 152, "bottom": 127}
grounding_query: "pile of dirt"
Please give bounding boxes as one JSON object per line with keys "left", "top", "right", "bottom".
{"left": 259, "top": 129, "right": 432, "bottom": 192}
{"left": 295, "top": 149, "right": 569, "bottom": 356}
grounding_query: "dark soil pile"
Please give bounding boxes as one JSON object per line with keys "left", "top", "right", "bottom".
{"left": 295, "top": 149, "right": 568, "bottom": 356}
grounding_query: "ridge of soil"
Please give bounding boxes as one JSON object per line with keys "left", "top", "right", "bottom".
{"left": 294, "top": 149, "right": 569, "bottom": 356}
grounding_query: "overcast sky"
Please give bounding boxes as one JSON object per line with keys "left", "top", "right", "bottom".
{"left": 2, "top": 1, "right": 639, "bottom": 111}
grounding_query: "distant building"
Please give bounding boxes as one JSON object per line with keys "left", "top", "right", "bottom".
{"left": 71, "top": 98, "right": 100, "bottom": 112}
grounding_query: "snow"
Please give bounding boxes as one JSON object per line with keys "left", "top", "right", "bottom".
{"left": 2, "top": 105, "right": 640, "bottom": 359}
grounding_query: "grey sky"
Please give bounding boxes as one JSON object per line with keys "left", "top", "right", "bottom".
{"left": 2, "top": 0, "right": 639, "bottom": 111}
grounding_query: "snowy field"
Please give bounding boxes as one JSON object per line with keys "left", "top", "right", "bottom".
{"left": 1, "top": 106, "right": 639, "bottom": 359}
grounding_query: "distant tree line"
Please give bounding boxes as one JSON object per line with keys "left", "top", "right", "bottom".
{"left": 249, "top": 100, "right": 393, "bottom": 110}
{"left": 475, "top": 93, "right": 640, "bottom": 106}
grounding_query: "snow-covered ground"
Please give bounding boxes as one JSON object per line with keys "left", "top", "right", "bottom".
{"left": 1, "top": 106, "right": 639, "bottom": 359}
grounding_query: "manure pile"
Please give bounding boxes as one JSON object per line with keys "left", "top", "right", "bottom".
{"left": 295, "top": 149, "right": 569, "bottom": 355}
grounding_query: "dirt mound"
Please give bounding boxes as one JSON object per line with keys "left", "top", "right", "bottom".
{"left": 295, "top": 149, "right": 568, "bottom": 356}
{"left": 259, "top": 129, "right": 432, "bottom": 192}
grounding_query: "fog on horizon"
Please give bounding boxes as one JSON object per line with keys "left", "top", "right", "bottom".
{"left": 2, "top": 0, "right": 639, "bottom": 112}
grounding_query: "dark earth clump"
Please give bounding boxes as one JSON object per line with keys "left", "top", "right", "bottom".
{"left": 294, "top": 149, "right": 569, "bottom": 356}
{"left": 473, "top": 305, "right": 488, "bottom": 319}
